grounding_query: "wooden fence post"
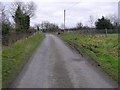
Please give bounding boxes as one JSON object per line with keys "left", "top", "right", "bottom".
{"left": 105, "top": 29, "right": 107, "bottom": 37}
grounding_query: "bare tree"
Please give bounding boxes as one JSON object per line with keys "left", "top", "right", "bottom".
{"left": 0, "top": 2, "right": 3, "bottom": 33}
{"left": 10, "top": 2, "right": 22, "bottom": 18}
{"left": 39, "top": 21, "right": 59, "bottom": 32}
{"left": 10, "top": 1, "right": 36, "bottom": 19}
{"left": 107, "top": 14, "right": 118, "bottom": 25}
{"left": 0, "top": 3, "right": 6, "bottom": 23}
{"left": 22, "top": 2, "right": 36, "bottom": 18}
{"left": 89, "top": 15, "right": 94, "bottom": 28}
{"left": 76, "top": 22, "right": 83, "bottom": 29}
{"left": 0, "top": 2, "right": 11, "bottom": 25}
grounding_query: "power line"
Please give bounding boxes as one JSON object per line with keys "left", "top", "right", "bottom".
{"left": 66, "top": 2, "right": 80, "bottom": 10}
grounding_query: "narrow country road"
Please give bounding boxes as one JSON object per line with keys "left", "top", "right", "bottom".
{"left": 11, "top": 34, "right": 117, "bottom": 88}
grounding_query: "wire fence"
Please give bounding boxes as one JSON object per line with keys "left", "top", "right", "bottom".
{"left": 64, "top": 29, "right": 119, "bottom": 35}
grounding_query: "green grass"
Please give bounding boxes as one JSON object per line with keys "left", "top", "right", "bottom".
{"left": 61, "top": 33, "right": 119, "bottom": 83}
{"left": 2, "top": 33, "right": 44, "bottom": 88}
{"left": 0, "top": 50, "right": 2, "bottom": 89}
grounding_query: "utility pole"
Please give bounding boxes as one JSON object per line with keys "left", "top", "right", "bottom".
{"left": 64, "top": 10, "right": 66, "bottom": 30}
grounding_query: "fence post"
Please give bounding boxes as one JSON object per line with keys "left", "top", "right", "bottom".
{"left": 105, "top": 29, "right": 107, "bottom": 37}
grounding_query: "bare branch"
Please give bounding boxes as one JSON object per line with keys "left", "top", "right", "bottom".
{"left": 23, "top": 2, "right": 36, "bottom": 17}
{"left": 89, "top": 15, "right": 94, "bottom": 27}
{"left": 10, "top": 1, "right": 36, "bottom": 18}
{"left": 0, "top": 2, "right": 9, "bottom": 24}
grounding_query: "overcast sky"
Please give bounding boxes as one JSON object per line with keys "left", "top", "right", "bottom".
{"left": 1, "top": 0, "right": 119, "bottom": 28}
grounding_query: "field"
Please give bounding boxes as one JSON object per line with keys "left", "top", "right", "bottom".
{"left": 61, "top": 33, "right": 119, "bottom": 83}
{"left": 2, "top": 33, "right": 44, "bottom": 88}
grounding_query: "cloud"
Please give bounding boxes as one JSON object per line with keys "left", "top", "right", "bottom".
{"left": 1, "top": 0, "right": 119, "bottom": 27}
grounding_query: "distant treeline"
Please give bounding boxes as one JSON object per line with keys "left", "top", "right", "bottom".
{"left": 1, "top": 1, "right": 119, "bottom": 46}
{"left": 62, "top": 16, "right": 119, "bottom": 35}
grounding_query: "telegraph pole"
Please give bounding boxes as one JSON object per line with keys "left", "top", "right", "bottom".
{"left": 64, "top": 10, "right": 66, "bottom": 30}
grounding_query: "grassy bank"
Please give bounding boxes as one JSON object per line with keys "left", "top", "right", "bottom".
{"left": 61, "top": 34, "right": 119, "bottom": 83}
{"left": 2, "top": 33, "right": 44, "bottom": 88}
{"left": 0, "top": 50, "right": 2, "bottom": 89}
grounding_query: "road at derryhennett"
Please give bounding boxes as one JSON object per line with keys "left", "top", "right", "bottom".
{"left": 11, "top": 34, "right": 118, "bottom": 88}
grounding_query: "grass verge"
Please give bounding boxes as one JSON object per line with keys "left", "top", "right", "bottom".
{"left": 60, "top": 33, "right": 119, "bottom": 84}
{"left": 2, "top": 33, "right": 44, "bottom": 88}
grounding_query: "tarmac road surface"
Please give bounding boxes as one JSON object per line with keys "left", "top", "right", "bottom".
{"left": 11, "top": 34, "right": 118, "bottom": 88}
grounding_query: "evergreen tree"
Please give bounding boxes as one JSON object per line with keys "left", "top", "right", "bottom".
{"left": 95, "top": 16, "right": 113, "bottom": 29}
